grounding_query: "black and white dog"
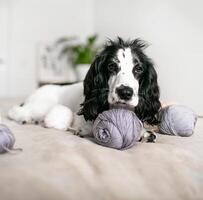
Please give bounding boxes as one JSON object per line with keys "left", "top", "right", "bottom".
{"left": 8, "top": 38, "right": 161, "bottom": 139}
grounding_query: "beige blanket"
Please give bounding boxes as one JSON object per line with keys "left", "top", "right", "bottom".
{"left": 0, "top": 99, "right": 203, "bottom": 200}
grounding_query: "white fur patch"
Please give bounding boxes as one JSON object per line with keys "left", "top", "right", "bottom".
{"left": 44, "top": 104, "right": 73, "bottom": 131}
{"left": 117, "top": 48, "right": 134, "bottom": 69}
{"left": 108, "top": 48, "right": 139, "bottom": 107}
{"left": 8, "top": 105, "right": 32, "bottom": 123}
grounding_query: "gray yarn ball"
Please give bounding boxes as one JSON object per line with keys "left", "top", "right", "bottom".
{"left": 0, "top": 124, "right": 16, "bottom": 153}
{"left": 158, "top": 105, "right": 198, "bottom": 137}
{"left": 93, "top": 108, "right": 142, "bottom": 150}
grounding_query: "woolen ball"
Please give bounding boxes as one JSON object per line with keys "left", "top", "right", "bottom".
{"left": 92, "top": 108, "right": 142, "bottom": 150}
{"left": 158, "top": 105, "right": 198, "bottom": 137}
{"left": 0, "top": 124, "right": 16, "bottom": 153}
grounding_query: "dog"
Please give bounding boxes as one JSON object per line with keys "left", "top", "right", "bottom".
{"left": 8, "top": 38, "right": 161, "bottom": 141}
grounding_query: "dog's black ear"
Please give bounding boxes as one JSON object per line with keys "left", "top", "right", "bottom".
{"left": 78, "top": 53, "right": 109, "bottom": 121}
{"left": 135, "top": 57, "right": 161, "bottom": 125}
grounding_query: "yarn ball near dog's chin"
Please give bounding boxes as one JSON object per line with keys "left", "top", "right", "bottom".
{"left": 0, "top": 124, "right": 16, "bottom": 153}
{"left": 158, "top": 105, "right": 198, "bottom": 137}
{"left": 92, "top": 108, "right": 142, "bottom": 150}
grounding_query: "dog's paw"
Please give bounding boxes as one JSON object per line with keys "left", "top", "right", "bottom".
{"left": 44, "top": 105, "right": 73, "bottom": 131}
{"left": 139, "top": 131, "right": 157, "bottom": 143}
{"left": 67, "top": 127, "right": 83, "bottom": 137}
{"left": 8, "top": 106, "right": 32, "bottom": 124}
{"left": 146, "top": 131, "right": 157, "bottom": 143}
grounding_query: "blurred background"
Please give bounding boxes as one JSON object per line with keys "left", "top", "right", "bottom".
{"left": 0, "top": 0, "right": 202, "bottom": 114}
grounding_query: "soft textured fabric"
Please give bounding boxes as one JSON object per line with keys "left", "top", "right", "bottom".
{"left": 158, "top": 105, "right": 198, "bottom": 136}
{"left": 93, "top": 108, "right": 142, "bottom": 150}
{"left": 0, "top": 99, "right": 203, "bottom": 200}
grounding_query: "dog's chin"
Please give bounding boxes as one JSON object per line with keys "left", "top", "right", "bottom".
{"left": 109, "top": 102, "right": 135, "bottom": 111}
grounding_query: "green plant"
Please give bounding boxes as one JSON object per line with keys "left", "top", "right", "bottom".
{"left": 58, "top": 35, "right": 99, "bottom": 66}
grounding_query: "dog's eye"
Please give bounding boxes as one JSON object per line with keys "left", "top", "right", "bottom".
{"left": 133, "top": 64, "right": 143, "bottom": 74}
{"left": 108, "top": 63, "right": 119, "bottom": 73}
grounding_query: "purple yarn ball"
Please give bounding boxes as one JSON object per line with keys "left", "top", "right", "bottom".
{"left": 92, "top": 108, "right": 142, "bottom": 150}
{"left": 158, "top": 105, "right": 198, "bottom": 137}
{"left": 0, "top": 124, "right": 16, "bottom": 153}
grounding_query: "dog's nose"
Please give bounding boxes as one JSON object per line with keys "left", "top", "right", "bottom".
{"left": 116, "top": 85, "right": 133, "bottom": 100}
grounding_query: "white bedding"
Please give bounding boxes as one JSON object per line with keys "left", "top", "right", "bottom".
{"left": 0, "top": 99, "right": 203, "bottom": 200}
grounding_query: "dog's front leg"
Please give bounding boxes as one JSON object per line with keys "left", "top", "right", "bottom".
{"left": 70, "top": 114, "right": 93, "bottom": 137}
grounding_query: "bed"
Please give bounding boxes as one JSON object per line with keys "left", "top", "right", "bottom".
{"left": 0, "top": 99, "right": 203, "bottom": 200}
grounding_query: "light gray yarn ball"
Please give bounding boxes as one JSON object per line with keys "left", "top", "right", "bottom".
{"left": 0, "top": 124, "right": 15, "bottom": 153}
{"left": 93, "top": 108, "right": 142, "bottom": 150}
{"left": 0, "top": 124, "right": 22, "bottom": 154}
{"left": 158, "top": 105, "right": 198, "bottom": 137}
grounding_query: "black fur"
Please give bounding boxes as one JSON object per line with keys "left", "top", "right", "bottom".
{"left": 78, "top": 37, "right": 161, "bottom": 125}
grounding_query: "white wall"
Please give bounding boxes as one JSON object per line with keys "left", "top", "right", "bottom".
{"left": 0, "top": 1, "right": 9, "bottom": 97}
{"left": 2, "top": 0, "right": 203, "bottom": 114}
{"left": 7, "top": 0, "right": 94, "bottom": 97}
{"left": 94, "top": 0, "right": 203, "bottom": 114}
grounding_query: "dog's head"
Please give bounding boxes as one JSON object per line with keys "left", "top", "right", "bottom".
{"left": 78, "top": 37, "right": 161, "bottom": 125}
